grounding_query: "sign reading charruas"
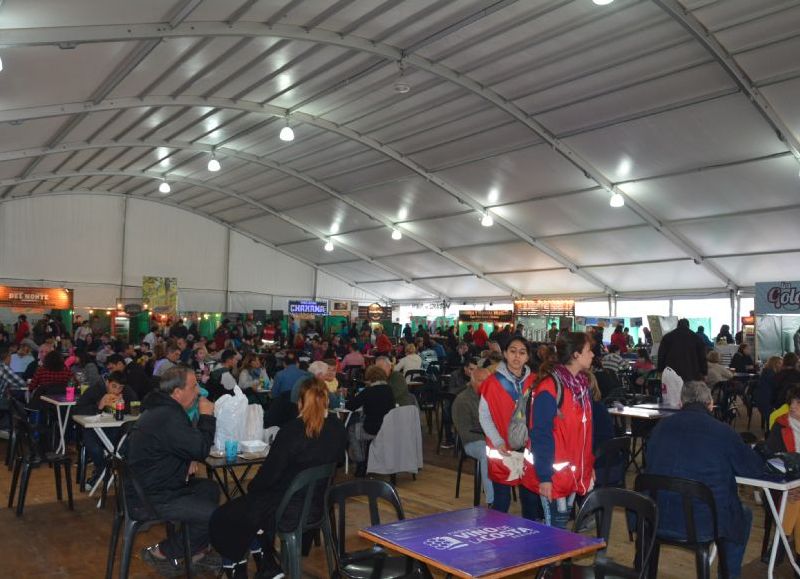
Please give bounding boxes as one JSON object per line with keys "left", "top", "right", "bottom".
{"left": 288, "top": 300, "right": 328, "bottom": 316}
{"left": 755, "top": 281, "right": 800, "bottom": 314}
{"left": 0, "top": 286, "right": 73, "bottom": 310}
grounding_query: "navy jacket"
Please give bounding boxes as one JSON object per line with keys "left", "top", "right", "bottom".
{"left": 645, "top": 404, "right": 764, "bottom": 543}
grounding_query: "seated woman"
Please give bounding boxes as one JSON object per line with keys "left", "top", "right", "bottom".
{"left": 237, "top": 353, "right": 270, "bottom": 393}
{"left": 393, "top": 343, "right": 422, "bottom": 375}
{"left": 209, "top": 377, "right": 346, "bottom": 579}
{"left": 730, "top": 343, "right": 755, "bottom": 374}
{"left": 705, "top": 350, "right": 734, "bottom": 388}
{"left": 346, "top": 364, "right": 396, "bottom": 477}
{"left": 28, "top": 350, "right": 74, "bottom": 392}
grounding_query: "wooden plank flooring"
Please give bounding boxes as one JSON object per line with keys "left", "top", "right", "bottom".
{"left": 0, "top": 411, "right": 792, "bottom": 578}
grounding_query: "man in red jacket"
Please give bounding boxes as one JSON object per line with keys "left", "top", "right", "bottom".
{"left": 14, "top": 314, "right": 30, "bottom": 346}
{"left": 473, "top": 323, "right": 489, "bottom": 349}
{"left": 374, "top": 327, "right": 393, "bottom": 356}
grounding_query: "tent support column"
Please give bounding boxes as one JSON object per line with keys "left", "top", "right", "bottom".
{"left": 119, "top": 196, "right": 127, "bottom": 303}
{"left": 224, "top": 228, "right": 231, "bottom": 312}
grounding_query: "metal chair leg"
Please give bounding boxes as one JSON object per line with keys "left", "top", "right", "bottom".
{"left": 64, "top": 462, "right": 74, "bottom": 510}
{"left": 16, "top": 463, "right": 33, "bottom": 516}
{"left": 119, "top": 520, "right": 141, "bottom": 579}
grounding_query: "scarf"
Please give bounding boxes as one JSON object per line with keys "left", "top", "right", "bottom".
{"left": 553, "top": 365, "right": 590, "bottom": 409}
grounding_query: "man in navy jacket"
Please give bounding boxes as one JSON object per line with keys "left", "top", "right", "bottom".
{"left": 646, "top": 381, "right": 764, "bottom": 579}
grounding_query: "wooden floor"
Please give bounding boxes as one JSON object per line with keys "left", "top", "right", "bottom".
{"left": 0, "top": 411, "right": 793, "bottom": 578}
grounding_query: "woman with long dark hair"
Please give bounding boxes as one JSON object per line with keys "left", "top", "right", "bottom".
{"left": 478, "top": 336, "right": 538, "bottom": 517}
{"left": 522, "top": 332, "right": 594, "bottom": 528}
{"left": 28, "top": 349, "right": 74, "bottom": 391}
{"left": 209, "top": 377, "right": 346, "bottom": 578}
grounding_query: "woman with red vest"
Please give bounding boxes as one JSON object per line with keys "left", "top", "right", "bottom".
{"left": 766, "top": 385, "right": 800, "bottom": 550}
{"left": 478, "top": 336, "right": 539, "bottom": 517}
{"left": 523, "top": 332, "right": 595, "bottom": 528}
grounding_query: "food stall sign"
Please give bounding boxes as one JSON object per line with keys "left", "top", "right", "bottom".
{"left": 0, "top": 286, "right": 73, "bottom": 310}
{"left": 330, "top": 300, "right": 351, "bottom": 316}
{"left": 357, "top": 304, "right": 392, "bottom": 321}
{"left": 458, "top": 310, "right": 514, "bottom": 323}
{"left": 288, "top": 300, "right": 328, "bottom": 316}
{"left": 513, "top": 299, "right": 575, "bottom": 317}
{"left": 755, "top": 281, "right": 800, "bottom": 314}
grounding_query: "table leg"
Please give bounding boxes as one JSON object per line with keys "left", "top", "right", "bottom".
{"left": 763, "top": 488, "right": 800, "bottom": 578}
{"left": 54, "top": 406, "right": 67, "bottom": 454}
{"left": 226, "top": 466, "right": 248, "bottom": 498}
{"left": 211, "top": 467, "right": 232, "bottom": 501}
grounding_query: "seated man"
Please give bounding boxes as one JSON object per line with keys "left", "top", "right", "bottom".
{"left": 126, "top": 366, "right": 219, "bottom": 566}
{"left": 106, "top": 353, "right": 152, "bottom": 401}
{"left": 73, "top": 370, "right": 138, "bottom": 488}
{"left": 441, "top": 357, "right": 479, "bottom": 448}
{"left": 452, "top": 367, "right": 493, "bottom": 506}
{"left": 206, "top": 349, "right": 238, "bottom": 401}
{"left": 645, "top": 381, "right": 764, "bottom": 579}
{"left": 600, "top": 344, "right": 626, "bottom": 376}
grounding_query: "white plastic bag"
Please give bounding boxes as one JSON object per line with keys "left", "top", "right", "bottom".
{"left": 213, "top": 385, "right": 248, "bottom": 449}
{"left": 244, "top": 404, "right": 264, "bottom": 441}
{"left": 661, "top": 367, "right": 683, "bottom": 408}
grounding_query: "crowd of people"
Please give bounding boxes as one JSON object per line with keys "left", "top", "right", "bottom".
{"left": 3, "top": 311, "right": 800, "bottom": 579}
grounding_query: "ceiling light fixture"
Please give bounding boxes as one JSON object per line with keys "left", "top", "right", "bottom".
{"left": 279, "top": 116, "right": 294, "bottom": 142}
{"left": 207, "top": 153, "right": 221, "bottom": 172}
{"left": 592, "top": 0, "right": 614, "bottom": 5}
{"left": 324, "top": 239, "right": 334, "bottom": 252}
{"left": 481, "top": 212, "right": 494, "bottom": 227}
{"left": 391, "top": 228, "right": 402, "bottom": 240}
{"left": 393, "top": 60, "right": 411, "bottom": 94}
{"left": 158, "top": 180, "right": 171, "bottom": 194}
{"left": 609, "top": 192, "right": 625, "bottom": 208}
{"left": 0, "top": 56, "right": 4, "bottom": 73}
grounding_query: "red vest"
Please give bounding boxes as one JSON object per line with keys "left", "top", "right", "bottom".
{"left": 776, "top": 415, "right": 797, "bottom": 452}
{"left": 521, "top": 376, "right": 594, "bottom": 499}
{"left": 481, "top": 371, "right": 536, "bottom": 485}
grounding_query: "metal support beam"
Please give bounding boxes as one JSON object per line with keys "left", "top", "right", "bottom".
{"left": 0, "top": 188, "right": 391, "bottom": 302}
{"left": 653, "top": 0, "right": 800, "bottom": 165}
{"left": 0, "top": 94, "right": 606, "bottom": 293}
{"left": 0, "top": 138, "right": 520, "bottom": 297}
{"left": 0, "top": 169, "right": 444, "bottom": 299}
{"left": 0, "top": 21, "right": 739, "bottom": 288}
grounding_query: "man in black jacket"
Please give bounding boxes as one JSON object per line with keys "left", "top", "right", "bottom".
{"left": 106, "top": 353, "right": 152, "bottom": 400}
{"left": 657, "top": 318, "right": 708, "bottom": 381}
{"left": 126, "top": 366, "right": 218, "bottom": 565}
{"left": 73, "top": 370, "right": 138, "bottom": 488}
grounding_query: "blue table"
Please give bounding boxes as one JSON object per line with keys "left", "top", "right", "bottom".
{"left": 359, "top": 507, "right": 604, "bottom": 578}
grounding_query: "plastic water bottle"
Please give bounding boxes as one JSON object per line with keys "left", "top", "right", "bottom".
{"left": 339, "top": 396, "right": 346, "bottom": 410}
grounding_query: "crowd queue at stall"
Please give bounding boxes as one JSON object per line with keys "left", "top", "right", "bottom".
{"left": 1, "top": 308, "right": 800, "bottom": 579}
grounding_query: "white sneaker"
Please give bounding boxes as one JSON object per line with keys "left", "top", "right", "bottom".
{"left": 709, "top": 543, "right": 717, "bottom": 564}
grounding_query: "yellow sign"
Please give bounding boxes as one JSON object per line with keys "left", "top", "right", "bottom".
{"left": 142, "top": 277, "right": 178, "bottom": 315}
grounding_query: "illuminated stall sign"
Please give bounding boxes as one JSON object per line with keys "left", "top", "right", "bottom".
{"left": 330, "top": 300, "right": 351, "bottom": 316}
{"left": 0, "top": 286, "right": 73, "bottom": 310}
{"left": 288, "top": 300, "right": 328, "bottom": 316}
{"left": 513, "top": 300, "right": 575, "bottom": 317}
{"left": 358, "top": 304, "right": 392, "bottom": 322}
{"left": 458, "top": 310, "right": 514, "bottom": 323}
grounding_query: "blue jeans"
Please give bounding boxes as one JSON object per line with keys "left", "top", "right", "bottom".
{"left": 659, "top": 506, "right": 751, "bottom": 579}
{"left": 463, "top": 440, "right": 493, "bottom": 505}
{"left": 491, "top": 482, "right": 541, "bottom": 520}
{"left": 540, "top": 493, "right": 575, "bottom": 529}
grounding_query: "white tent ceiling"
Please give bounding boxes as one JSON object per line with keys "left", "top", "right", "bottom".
{"left": 0, "top": 0, "right": 798, "bottom": 303}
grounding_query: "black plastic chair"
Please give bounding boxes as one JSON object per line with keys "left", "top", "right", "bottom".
{"left": 7, "top": 407, "right": 74, "bottom": 516}
{"left": 454, "top": 435, "right": 481, "bottom": 507}
{"left": 275, "top": 462, "right": 337, "bottom": 579}
{"left": 323, "top": 479, "right": 417, "bottom": 578}
{"left": 559, "top": 488, "right": 658, "bottom": 579}
{"left": 635, "top": 474, "right": 728, "bottom": 579}
{"left": 595, "top": 436, "right": 631, "bottom": 488}
{"left": 105, "top": 455, "right": 192, "bottom": 579}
